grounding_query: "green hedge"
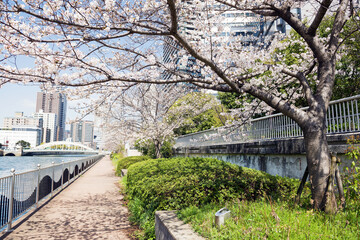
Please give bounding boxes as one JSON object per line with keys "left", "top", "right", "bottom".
{"left": 110, "top": 153, "right": 124, "bottom": 166}
{"left": 127, "top": 157, "right": 298, "bottom": 209}
{"left": 115, "top": 156, "right": 150, "bottom": 176}
{"left": 125, "top": 157, "right": 300, "bottom": 239}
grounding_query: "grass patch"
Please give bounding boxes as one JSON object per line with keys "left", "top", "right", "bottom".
{"left": 178, "top": 199, "right": 360, "bottom": 239}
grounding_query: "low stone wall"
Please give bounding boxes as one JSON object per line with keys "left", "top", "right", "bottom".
{"left": 155, "top": 211, "right": 205, "bottom": 240}
{"left": 174, "top": 133, "right": 358, "bottom": 179}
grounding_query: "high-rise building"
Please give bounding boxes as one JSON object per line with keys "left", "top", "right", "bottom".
{"left": 36, "top": 91, "right": 67, "bottom": 141}
{"left": 70, "top": 120, "right": 94, "bottom": 148}
{"left": 162, "top": 4, "right": 302, "bottom": 80}
{"left": 33, "top": 110, "right": 57, "bottom": 143}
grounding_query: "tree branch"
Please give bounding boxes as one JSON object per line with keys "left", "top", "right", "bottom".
{"left": 308, "top": 0, "right": 333, "bottom": 36}
{"left": 242, "top": 83, "right": 309, "bottom": 126}
{"left": 329, "top": 0, "right": 350, "bottom": 53}
{"left": 282, "top": 67, "right": 316, "bottom": 106}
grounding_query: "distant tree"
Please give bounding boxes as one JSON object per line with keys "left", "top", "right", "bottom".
{"left": 332, "top": 17, "right": 360, "bottom": 100}
{"left": 170, "top": 92, "right": 228, "bottom": 135}
{"left": 217, "top": 92, "right": 243, "bottom": 110}
{"left": 173, "top": 109, "right": 223, "bottom": 135}
{"left": 134, "top": 138, "right": 174, "bottom": 159}
{"left": 98, "top": 84, "right": 217, "bottom": 158}
{"left": 16, "top": 140, "right": 30, "bottom": 148}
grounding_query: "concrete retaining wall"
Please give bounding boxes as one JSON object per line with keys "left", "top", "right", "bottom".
{"left": 155, "top": 211, "right": 205, "bottom": 240}
{"left": 174, "top": 133, "right": 358, "bottom": 179}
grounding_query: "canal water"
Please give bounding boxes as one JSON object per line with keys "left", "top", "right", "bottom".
{"left": 0, "top": 155, "right": 92, "bottom": 178}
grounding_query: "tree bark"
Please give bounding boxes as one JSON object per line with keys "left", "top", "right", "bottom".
{"left": 154, "top": 139, "right": 162, "bottom": 159}
{"left": 303, "top": 122, "right": 337, "bottom": 212}
{"left": 323, "top": 155, "right": 337, "bottom": 214}
{"left": 335, "top": 160, "right": 346, "bottom": 209}
{"left": 295, "top": 166, "right": 309, "bottom": 205}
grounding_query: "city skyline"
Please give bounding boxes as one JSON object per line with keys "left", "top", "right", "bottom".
{"left": 0, "top": 84, "right": 94, "bottom": 129}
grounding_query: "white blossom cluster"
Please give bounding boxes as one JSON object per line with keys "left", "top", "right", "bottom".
{"left": 0, "top": 0, "right": 354, "bottom": 136}
{"left": 93, "top": 83, "right": 219, "bottom": 151}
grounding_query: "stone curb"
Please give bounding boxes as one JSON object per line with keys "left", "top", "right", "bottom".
{"left": 155, "top": 211, "right": 205, "bottom": 240}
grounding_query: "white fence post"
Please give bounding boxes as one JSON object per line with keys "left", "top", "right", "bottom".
{"left": 51, "top": 162, "right": 55, "bottom": 198}
{"left": 36, "top": 164, "right": 41, "bottom": 209}
{"left": 61, "top": 160, "right": 64, "bottom": 189}
{"left": 6, "top": 169, "right": 16, "bottom": 232}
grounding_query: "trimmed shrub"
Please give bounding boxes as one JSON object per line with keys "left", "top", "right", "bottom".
{"left": 127, "top": 157, "right": 298, "bottom": 209}
{"left": 110, "top": 153, "right": 124, "bottom": 166}
{"left": 115, "top": 156, "right": 151, "bottom": 176}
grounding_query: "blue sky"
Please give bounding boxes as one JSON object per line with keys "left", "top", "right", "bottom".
{"left": 0, "top": 84, "right": 38, "bottom": 124}
{"left": 0, "top": 84, "right": 88, "bottom": 129}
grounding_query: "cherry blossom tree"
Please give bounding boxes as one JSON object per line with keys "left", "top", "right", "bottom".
{"left": 0, "top": 0, "right": 358, "bottom": 211}
{"left": 97, "top": 84, "right": 217, "bottom": 158}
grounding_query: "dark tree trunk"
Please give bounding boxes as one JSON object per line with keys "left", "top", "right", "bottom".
{"left": 154, "top": 139, "right": 162, "bottom": 159}
{"left": 303, "top": 118, "right": 337, "bottom": 212}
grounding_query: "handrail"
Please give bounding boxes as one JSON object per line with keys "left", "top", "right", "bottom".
{"left": 175, "top": 94, "right": 360, "bottom": 147}
{"left": 0, "top": 155, "right": 104, "bottom": 231}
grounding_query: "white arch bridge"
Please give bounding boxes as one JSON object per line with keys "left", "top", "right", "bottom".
{"left": 22, "top": 141, "right": 99, "bottom": 156}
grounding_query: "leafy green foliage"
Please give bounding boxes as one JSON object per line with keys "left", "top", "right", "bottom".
{"left": 344, "top": 135, "right": 360, "bottom": 210}
{"left": 169, "top": 92, "right": 228, "bottom": 136}
{"left": 178, "top": 199, "right": 360, "bottom": 239}
{"left": 217, "top": 92, "right": 244, "bottom": 109}
{"left": 15, "top": 140, "right": 31, "bottom": 148}
{"left": 127, "top": 196, "right": 156, "bottom": 240}
{"left": 217, "top": 91, "right": 269, "bottom": 118}
{"left": 110, "top": 152, "right": 124, "bottom": 166}
{"left": 318, "top": 15, "right": 360, "bottom": 100}
{"left": 134, "top": 138, "right": 174, "bottom": 159}
{"left": 127, "top": 157, "right": 298, "bottom": 208}
{"left": 333, "top": 24, "right": 360, "bottom": 99}
{"left": 115, "top": 156, "right": 151, "bottom": 176}
{"left": 173, "top": 108, "right": 225, "bottom": 135}
{"left": 124, "top": 157, "right": 300, "bottom": 239}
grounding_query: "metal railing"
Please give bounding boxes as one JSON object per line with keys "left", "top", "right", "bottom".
{"left": 0, "top": 155, "right": 103, "bottom": 231}
{"left": 175, "top": 95, "right": 360, "bottom": 147}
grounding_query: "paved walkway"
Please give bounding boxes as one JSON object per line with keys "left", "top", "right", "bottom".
{"left": 2, "top": 156, "right": 136, "bottom": 240}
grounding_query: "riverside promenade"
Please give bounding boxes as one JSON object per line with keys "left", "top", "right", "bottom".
{"left": 1, "top": 156, "right": 135, "bottom": 240}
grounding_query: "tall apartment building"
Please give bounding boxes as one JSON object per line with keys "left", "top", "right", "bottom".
{"left": 33, "top": 110, "right": 57, "bottom": 143}
{"left": 162, "top": 3, "right": 302, "bottom": 79}
{"left": 70, "top": 120, "right": 94, "bottom": 148}
{"left": 36, "top": 91, "right": 67, "bottom": 141}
